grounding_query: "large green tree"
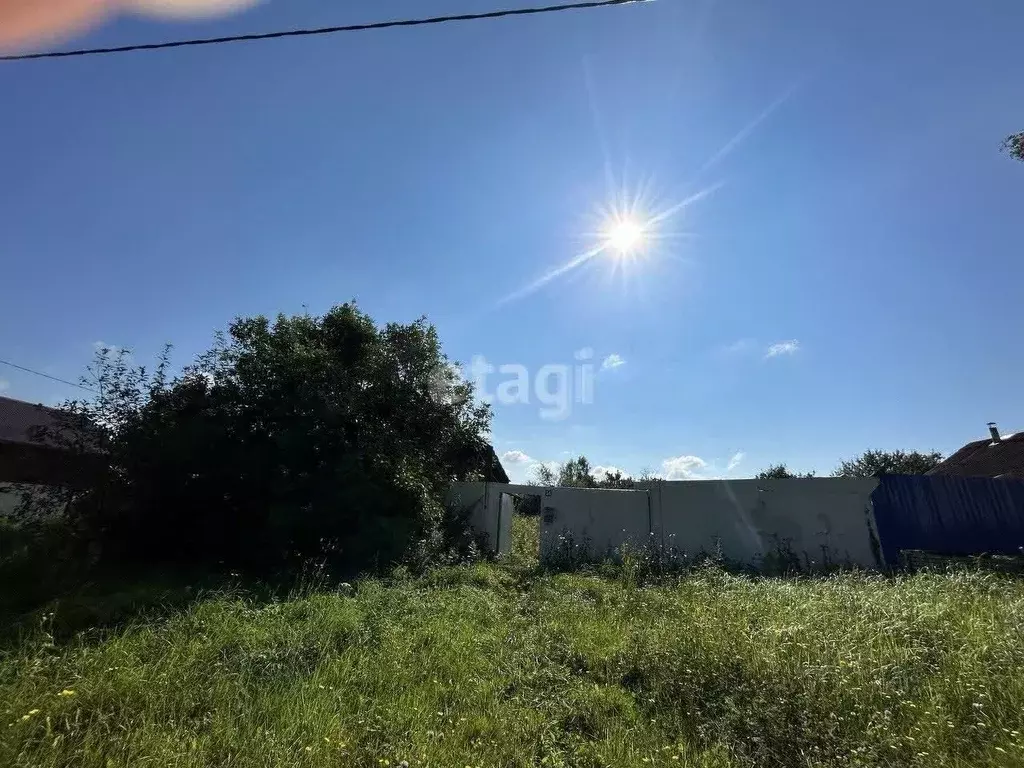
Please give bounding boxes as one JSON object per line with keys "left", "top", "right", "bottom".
{"left": 27, "top": 304, "right": 492, "bottom": 572}
{"left": 832, "top": 449, "right": 943, "bottom": 478}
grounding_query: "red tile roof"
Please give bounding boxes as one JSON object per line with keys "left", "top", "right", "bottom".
{"left": 927, "top": 430, "right": 1024, "bottom": 479}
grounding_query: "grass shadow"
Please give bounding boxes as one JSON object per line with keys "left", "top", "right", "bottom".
{"left": 0, "top": 522, "right": 346, "bottom": 649}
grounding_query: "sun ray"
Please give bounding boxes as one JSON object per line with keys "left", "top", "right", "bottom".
{"left": 495, "top": 244, "right": 609, "bottom": 306}
{"left": 691, "top": 82, "right": 801, "bottom": 181}
{"left": 582, "top": 56, "right": 617, "bottom": 207}
{"left": 496, "top": 143, "right": 735, "bottom": 311}
{"left": 496, "top": 170, "right": 722, "bottom": 309}
{"left": 647, "top": 180, "right": 725, "bottom": 227}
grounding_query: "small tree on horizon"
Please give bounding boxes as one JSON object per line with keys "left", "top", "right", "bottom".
{"left": 832, "top": 449, "right": 943, "bottom": 478}
{"left": 755, "top": 463, "right": 816, "bottom": 480}
{"left": 530, "top": 455, "right": 646, "bottom": 489}
{"left": 1003, "top": 132, "right": 1024, "bottom": 162}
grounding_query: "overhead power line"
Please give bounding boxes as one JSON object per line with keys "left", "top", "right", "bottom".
{"left": 0, "top": 359, "right": 96, "bottom": 392}
{"left": 0, "top": 0, "right": 651, "bottom": 62}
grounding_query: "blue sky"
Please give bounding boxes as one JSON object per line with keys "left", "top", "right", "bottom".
{"left": 1, "top": 0, "right": 1022, "bottom": 483}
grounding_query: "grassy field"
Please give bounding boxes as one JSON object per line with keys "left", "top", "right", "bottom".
{"left": 3, "top": 517, "right": 1024, "bottom": 768}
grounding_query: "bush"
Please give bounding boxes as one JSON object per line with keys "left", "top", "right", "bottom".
{"left": 21, "top": 304, "right": 492, "bottom": 575}
{"left": 0, "top": 516, "right": 82, "bottom": 621}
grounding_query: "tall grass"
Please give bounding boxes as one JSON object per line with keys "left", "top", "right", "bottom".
{"left": 2, "top": 517, "right": 1024, "bottom": 767}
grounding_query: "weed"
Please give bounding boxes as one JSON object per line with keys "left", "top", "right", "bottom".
{"left": 2, "top": 520, "right": 1024, "bottom": 767}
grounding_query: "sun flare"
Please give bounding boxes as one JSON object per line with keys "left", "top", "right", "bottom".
{"left": 604, "top": 218, "right": 647, "bottom": 255}
{"left": 496, "top": 175, "right": 723, "bottom": 306}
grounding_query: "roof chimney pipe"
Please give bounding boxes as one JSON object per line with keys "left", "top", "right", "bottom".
{"left": 988, "top": 422, "right": 1001, "bottom": 443}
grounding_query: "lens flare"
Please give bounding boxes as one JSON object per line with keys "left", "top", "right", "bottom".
{"left": 495, "top": 176, "right": 722, "bottom": 307}
{"left": 604, "top": 217, "right": 646, "bottom": 255}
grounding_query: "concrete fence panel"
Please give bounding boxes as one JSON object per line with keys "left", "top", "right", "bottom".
{"left": 446, "top": 481, "right": 514, "bottom": 556}
{"left": 648, "top": 478, "right": 881, "bottom": 568}
{"left": 538, "top": 487, "right": 650, "bottom": 562}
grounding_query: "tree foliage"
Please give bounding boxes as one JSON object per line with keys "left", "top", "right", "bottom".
{"left": 596, "top": 469, "right": 639, "bottom": 490}
{"left": 755, "top": 463, "right": 816, "bottom": 480}
{"left": 529, "top": 455, "right": 653, "bottom": 489}
{"left": 1003, "top": 132, "right": 1024, "bottom": 162}
{"left": 23, "top": 304, "right": 492, "bottom": 573}
{"left": 832, "top": 449, "right": 943, "bottom": 478}
{"left": 557, "top": 456, "right": 599, "bottom": 488}
{"left": 531, "top": 462, "right": 557, "bottom": 487}
{"left": 531, "top": 456, "right": 594, "bottom": 487}
{"left": 530, "top": 451, "right": 942, "bottom": 487}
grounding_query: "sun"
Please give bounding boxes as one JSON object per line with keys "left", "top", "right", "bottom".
{"left": 496, "top": 175, "right": 723, "bottom": 306}
{"left": 604, "top": 217, "right": 647, "bottom": 255}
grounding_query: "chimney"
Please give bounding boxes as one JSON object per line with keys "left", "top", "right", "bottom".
{"left": 988, "top": 422, "right": 1001, "bottom": 443}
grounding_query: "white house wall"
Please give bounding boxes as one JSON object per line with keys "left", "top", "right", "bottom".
{"left": 646, "top": 478, "right": 882, "bottom": 569}
{"left": 0, "top": 482, "right": 26, "bottom": 518}
{"left": 0, "top": 482, "right": 66, "bottom": 521}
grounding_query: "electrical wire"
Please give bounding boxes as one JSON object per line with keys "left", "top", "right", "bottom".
{"left": 0, "top": 359, "right": 96, "bottom": 392}
{"left": 0, "top": 0, "right": 651, "bottom": 62}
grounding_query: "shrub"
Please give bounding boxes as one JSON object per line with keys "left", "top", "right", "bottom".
{"left": 20, "top": 304, "right": 492, "bottom": 575}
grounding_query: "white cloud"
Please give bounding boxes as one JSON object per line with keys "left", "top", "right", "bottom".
{"left": 661, "top": 455, "right": 707, "bottom": 480}
{"left": 726, "top": 451, "right": 745, "bottom": 471}
{"left": 593, "top": 465, "right": 629, "bottom": 481}
{"left": 0, "top": 379, "right": 8, "bottom": 393}
{"left": 765, "top": 339, "right": 800, "bottom": 358}
{"left": 601, "top": 353, "right": 626, "bottom": 371}
{"left": 500, "top": 449, "right": 532, "bottom": 465}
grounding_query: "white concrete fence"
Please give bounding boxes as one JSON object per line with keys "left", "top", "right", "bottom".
{"left": 448, "top": 478, "right": 884, "bottom": 570}
{"left": 4, "top": 477, "right": 883, "bottom": 571}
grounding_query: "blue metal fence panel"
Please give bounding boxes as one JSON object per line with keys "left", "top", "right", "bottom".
{"left": 871, "top": 475, "right": 1024, "bottom": 564}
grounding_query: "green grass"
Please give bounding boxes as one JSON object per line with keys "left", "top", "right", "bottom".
{"left": 3, "top": 516, "right": 1024, "bottom": 767}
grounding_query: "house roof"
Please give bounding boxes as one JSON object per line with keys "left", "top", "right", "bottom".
{"left": 482, "top": 444, "right": 509, "bottom": 484}
{"left": 0, "top": 395, "right": 67, "bottom": 448}
{"left": 927, "top": 430, "right": 1024, "bottom": 479}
